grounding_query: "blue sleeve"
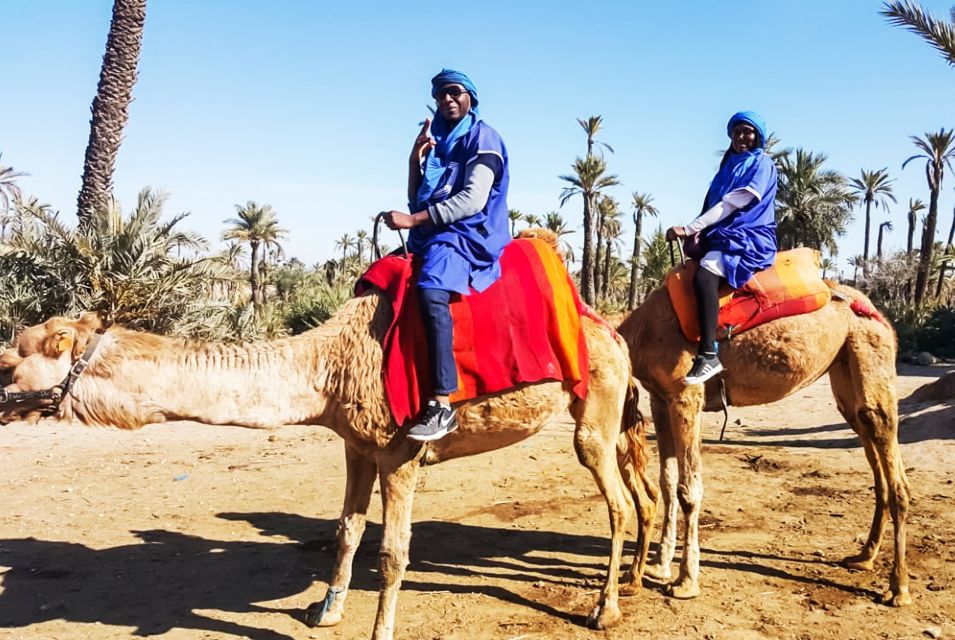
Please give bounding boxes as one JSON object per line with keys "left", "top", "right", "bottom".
{"left": 465, "top": 123, "right": 506, "bottom": 180}
{"left": 744, "top": 155, "right": 777, "bottom": 200}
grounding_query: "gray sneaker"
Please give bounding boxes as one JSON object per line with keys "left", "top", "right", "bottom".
{"left": 407, "top": 400, "right": 458, "bottom": 442}
{"left": 683, "top": 352, "right": 723, "bottom": 386}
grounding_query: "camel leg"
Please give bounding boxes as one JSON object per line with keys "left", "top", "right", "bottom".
{"left": 829, "top": 348, "right": 911, "bottom": 606}
{"left": 371, "top": 448, "right": 421, "bottom": 640}
{"left": 618, "top": 420, "right": 659, "bottom": 596}
{"left": 570, "top": 373, "right": 633, "bottom": 629}
{"left": 668, "top": 389, "right": 705, "bottom": 599}
{"left": 304, "top": 443, "right": 377, "bottom": 628}
{"left": 644, "top": 392, "right": 678, "bottom": 583}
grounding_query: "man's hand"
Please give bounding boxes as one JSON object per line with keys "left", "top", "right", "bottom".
{"left": 410, "top": 118, "right": 435, "bottom": 163}
{"left": 382, "top": 210, "right": 427, "bottom": 230}
{"left": 665, "top": 226, "right": 687, "bottom": 242}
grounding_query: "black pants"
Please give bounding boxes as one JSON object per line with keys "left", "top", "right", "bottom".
{"left": 418, "top": 287, "right": 459, "bottom": 396}
{"left": 693, "top": 266, "right": 721, "bottom": 354}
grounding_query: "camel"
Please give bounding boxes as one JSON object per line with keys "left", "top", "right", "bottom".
{"left": 617, "top": 282, "right": 911, "bottom": 607}
{"left": 0, "top": 297, "right": 657, "bottom": 640}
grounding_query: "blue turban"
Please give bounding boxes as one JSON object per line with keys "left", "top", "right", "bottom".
{"left": 727, "top": 111, "right": 766, "bottom": 149}
{"left": 431, "top": 68, "right": 479, "bottom": 113}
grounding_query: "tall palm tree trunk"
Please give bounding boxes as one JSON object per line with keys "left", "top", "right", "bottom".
{"left": 580, "top": 195, "right": 596, "bottom": 304}
{"left": 915, "top": 186, "right": 940, "bottom": 304}
{"left": 601, "top": 238, "right": 612, "bottom": 299}
{"left": 76, "top": 0, "right": 148, "bottom": 225}
{"left": 593, "top": 206, "right": 605, "bottom": 298}
{"left": 934, "top": 203, "right": 955, "bottom": 298}
{"left": 862, "top": 198, "right": 873, "bottom": 275}
{"left": 627, "top": 213, "right": 643, "bottom": 309}
{"left": 907, "top": 211, "right": 916, "bottom": 255}
{"left": 249, "top": 241, "right": 261, "bottom": 304}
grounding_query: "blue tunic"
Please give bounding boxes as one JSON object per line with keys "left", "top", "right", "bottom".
{"left": 408, "top": 120, "right": 510, "bottom": 293}
{"left": 701, "top": 150, "right": 778, "bottom": 289}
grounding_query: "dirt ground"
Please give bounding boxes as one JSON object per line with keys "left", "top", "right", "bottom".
{"left": 0, "top": 365, "right": 952, "bottom": 640}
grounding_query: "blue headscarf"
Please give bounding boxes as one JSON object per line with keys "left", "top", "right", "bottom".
{"left": 703, "top": 111, "right": 768, "bottom": 211}
{"left": 726, "top": 111, "right": 766, "bottom": 148}
{"left": 414, "top": 69, "right": 480, "bottom": 209}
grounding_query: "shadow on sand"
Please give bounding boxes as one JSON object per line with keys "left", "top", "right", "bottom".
{"left": 0, "top": 510, "right": 886, "bottom": 637}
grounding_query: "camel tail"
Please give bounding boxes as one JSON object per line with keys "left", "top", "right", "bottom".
{"left": 617, "top": 376, "right": 658, "bottom": 572}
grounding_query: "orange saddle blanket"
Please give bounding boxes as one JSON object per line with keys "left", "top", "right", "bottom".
{"left": 665, "top": 247, "right": 832, "bottom": 343}
{"left": 356, "top": 238, "right": 590, "bottom": 427}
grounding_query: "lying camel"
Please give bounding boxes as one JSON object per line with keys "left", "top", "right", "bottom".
{"left": 617, "top": 283, "right": 911, "bottom": 607}
{"left": 0, "top": 299, "right": 657, "bottom": 640}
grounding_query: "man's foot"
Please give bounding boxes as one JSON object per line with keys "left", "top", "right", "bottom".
{"left": 683, "top": 352, "right": 723, "bottom": 385}
{"left": 406, "top": 400, "right": 458, "bottom": 442}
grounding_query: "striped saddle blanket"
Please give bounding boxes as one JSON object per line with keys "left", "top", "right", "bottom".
{"left": 665, "top": 247, "right": 832, "bottom": 343}
{"left": 356, "top": 238, "right": 590, "bottom": 427}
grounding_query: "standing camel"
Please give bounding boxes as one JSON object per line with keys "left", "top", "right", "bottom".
{"left": 0, "top": 299, "right": 657, "bottom": 640}
{"left": 617, "top": 282, "right": 911, "bottom": 607}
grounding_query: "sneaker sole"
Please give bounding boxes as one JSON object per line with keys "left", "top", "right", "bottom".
{"left": 406, "top": 423, "right": 458, "bottom": 443}
{"left": 683, "top": 363, "right": 724, "bottom": 386}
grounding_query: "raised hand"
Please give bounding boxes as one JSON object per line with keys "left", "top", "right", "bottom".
{"left": 411, "top": 117, "right": 435, "bottom": 163}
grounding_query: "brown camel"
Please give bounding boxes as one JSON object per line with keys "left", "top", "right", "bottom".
{"left": 617, "top": 282, "right": 911, "bottom": 607}
{"left": 0, "top": 298, "right": 657, "bottom": 640}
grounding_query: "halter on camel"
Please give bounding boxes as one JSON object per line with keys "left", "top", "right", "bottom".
{"left": 0, "top": 332, "right": 102, "bottom": 416}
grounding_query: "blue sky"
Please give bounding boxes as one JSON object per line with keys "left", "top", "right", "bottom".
{"left": 4, "top": 0, "right": 955, "bottom": 277}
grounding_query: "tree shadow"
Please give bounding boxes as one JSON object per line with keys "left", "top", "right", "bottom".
{"left": 0, "top": 512, "right": 890, "bottom": 636}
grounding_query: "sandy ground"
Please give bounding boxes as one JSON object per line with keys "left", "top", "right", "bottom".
{"left": 0, "top": 365, "right": 952, "bottom": 640}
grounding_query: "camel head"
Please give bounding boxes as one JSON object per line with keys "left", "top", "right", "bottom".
{"left": 0, "top": 313, "right": 103, "bottom": 424}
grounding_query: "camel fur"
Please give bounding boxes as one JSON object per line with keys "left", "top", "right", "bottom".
{"left": 617, "top": 283, "right": 911, "bottom": 607}
{"left": 1, "top": 297, "right": 657, "bottom": 640}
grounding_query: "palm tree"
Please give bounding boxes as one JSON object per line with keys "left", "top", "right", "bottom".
{"left": 577, "top": 116, "right": 614, "bottom": 157}
{"left": 935, "top": 194, "right": 955, "bottom": 298}
{"left": 902, "top": 128, "right": 955, "bottom": 304}
{"left": 594, "top": 195, "right": 618, "bottom": 295}
{"left": 0, "top": 155, "right": 26, "bottom": 215}
{"left": 523, "top": 213, "right": 542, "bottom": 228}
{"left": 877, "top": 221, "right": 894, "bottom": 259}
{"left": 906, "top": 198, "right": 926, "bottom": 254}
{"left": 600, "top": 203, "right": 623, "bottom": 301}
{"left": 882, "top": 1, "right": 955, "bottom": 67}
{"left": 776, "top": 149, "right": 857, "bottom": 253}
{"left": 355, "top": 229, "right": 369, "bottom": 265}
{"left": 508, "top": 209, "right": 523, "bottom": 237}
{"left": 76, "top": 0, "right": 148, "bottom": 226}
{"left": 848, "top": 168, "right": 896, "bottom": 272}
{"left": 2, "top": 188, "right": 234, "bottom": 333}
{"left": 848, "top": 255, "right": 866, "bottom": 283}
{"left": 222, "top": 201, "right": 287, "bottom": 305}
{"left": 543, "top": 211, "right": 576, "bottom": 262}
{"left": 628, "top": 191, "right": 659, "bottom": 309}
{"left": 334, "top": 233, "right": 356, "bottom": 263}
{"left": 819, "top": 256, "right": 836, "bottom": 279}
{"left": 559, "top": 155, "right": 620, "bottom": 304}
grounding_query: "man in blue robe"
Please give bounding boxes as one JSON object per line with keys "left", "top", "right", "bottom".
{"left": 382, "top": 69, "right": 511, "bottom": 441}
{"left": 666, "top": 111, "right": 778, "bottom": 385}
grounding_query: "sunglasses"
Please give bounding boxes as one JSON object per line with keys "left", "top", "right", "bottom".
{"left": 434, "top": 86, "right": 467, "bottom": 100}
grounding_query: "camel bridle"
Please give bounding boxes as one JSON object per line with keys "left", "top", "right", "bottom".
{"left": 0, "top": 332, "right": 102, "bottom": 416}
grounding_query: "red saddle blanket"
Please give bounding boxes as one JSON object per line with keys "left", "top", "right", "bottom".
{"left": 665, "top": 247, "right": 832, "bottom": 342}
{"left": 356, "top": 238, "right": 590, "bottom": 426}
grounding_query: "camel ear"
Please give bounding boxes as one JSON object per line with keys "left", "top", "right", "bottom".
{"left": 45, "top": 329, "right": 74, "bottom": 358}
{"left": 75, "top": 311, "right": 104, "bottom": 333}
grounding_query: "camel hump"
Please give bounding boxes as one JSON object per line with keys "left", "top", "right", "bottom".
{"left": 518, "top": 228, "right": 562, "bottom": 259}
{"left": 905, "top": 371, "right": 955, "bottom": 403}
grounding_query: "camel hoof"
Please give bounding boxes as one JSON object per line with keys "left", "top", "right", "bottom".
{"left": 620, "top": 580, "right": 642, "bottom": 597}
{"left": 304, "top": 588, "right": 345, "bottom": 628}
{"left": 643, "top": 562, "right": 671, "bottom": 583}
{"left": 666, "top": 579, "right": 701, "bottom": 600}
{"left": 841, "top": 555, "right": 875, "bottom": 571}
{"left": 586, "top": 601, "right": 622, "bottom": 630}
{"left": 881, "top": 589, "right": 912, "bottom": 607}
